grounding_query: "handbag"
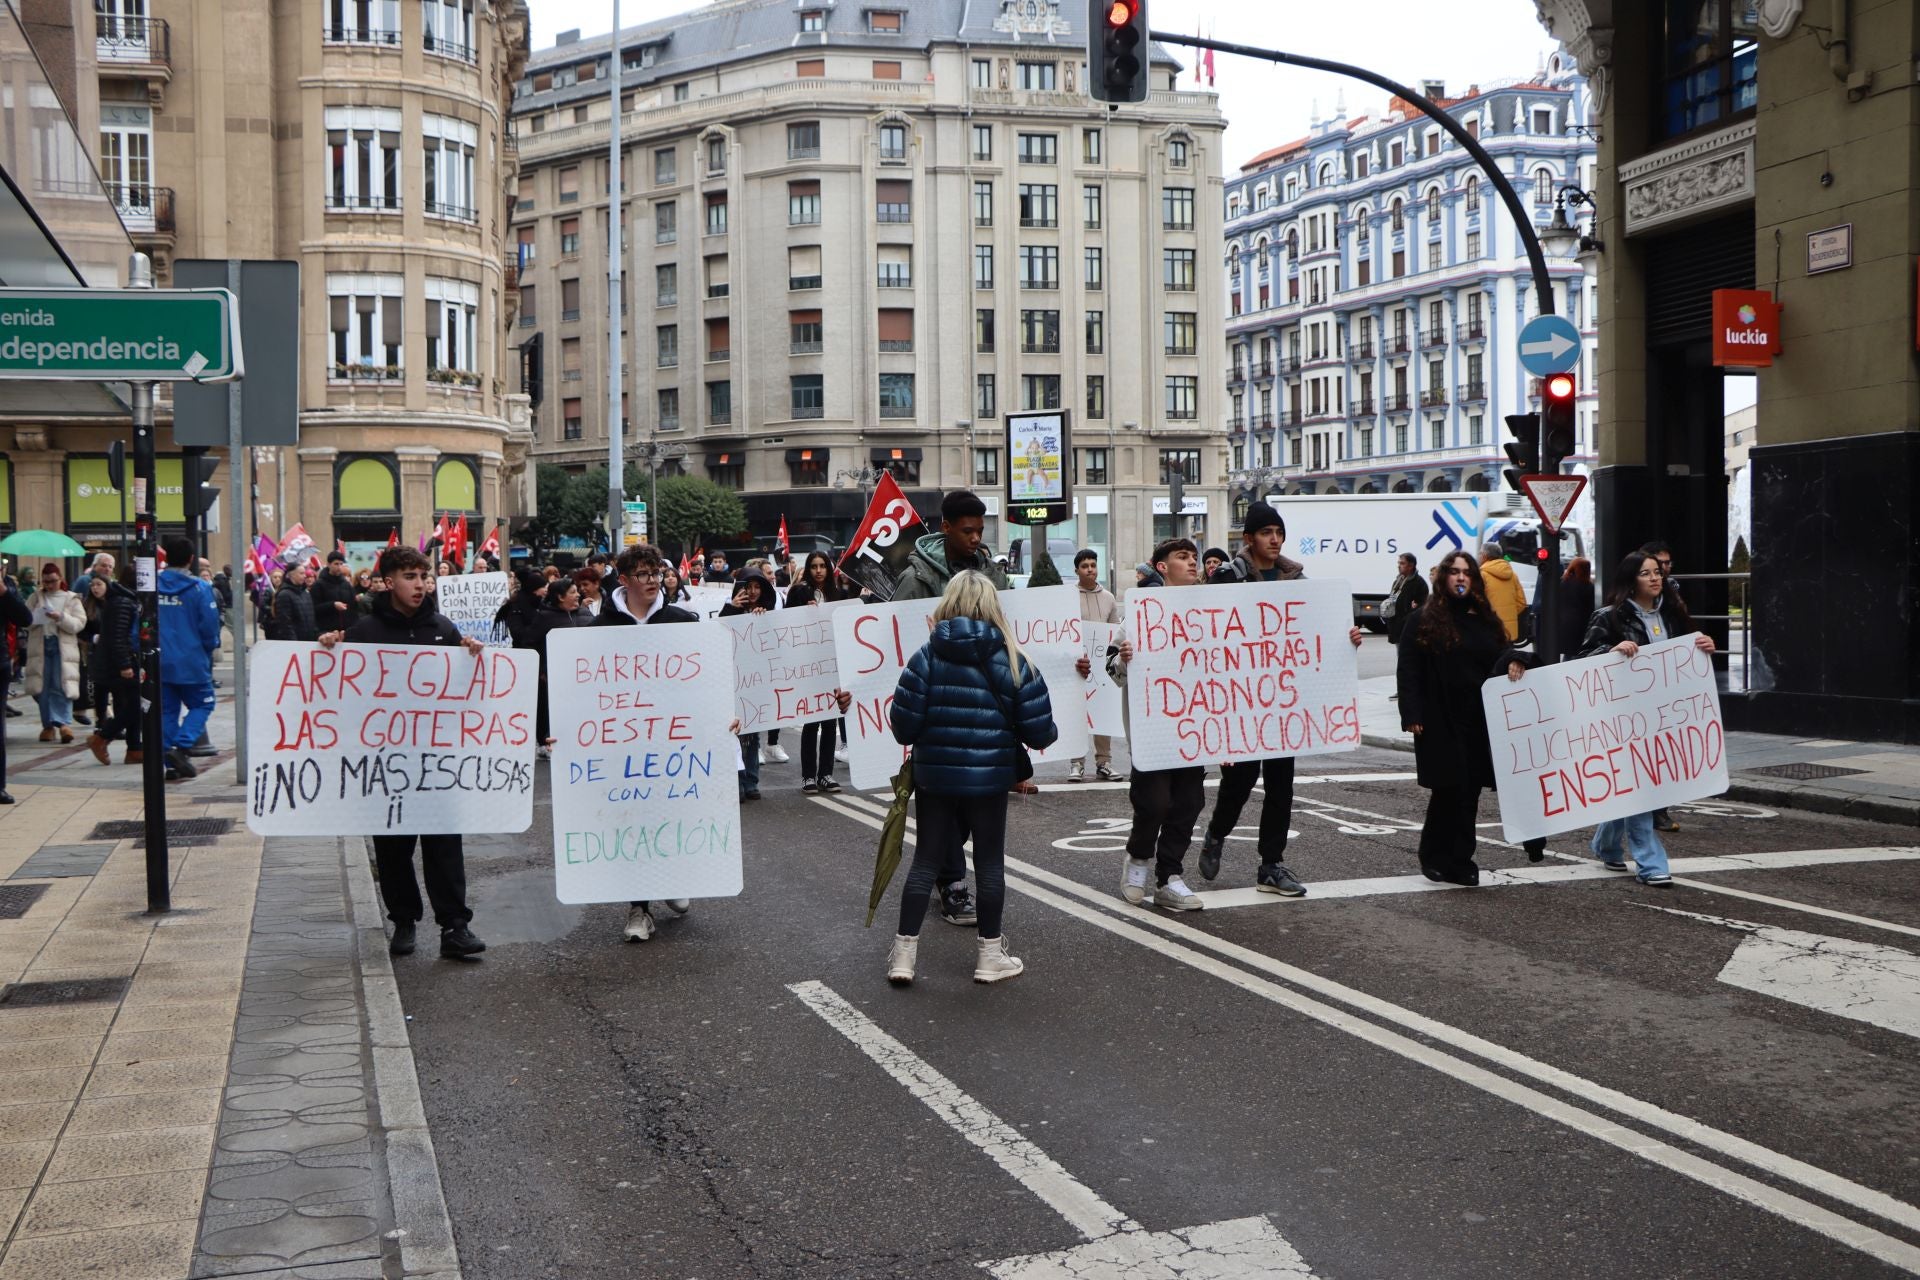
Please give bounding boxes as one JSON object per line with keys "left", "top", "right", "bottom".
{"left": 987, "top": 671, "right": 1036, "bottom": 783}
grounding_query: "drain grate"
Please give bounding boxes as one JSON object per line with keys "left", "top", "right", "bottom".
{"left": 0, "top": 883, "right": 50, "bottom": 919}
{"left": 87, "top": 817, "right": 235, "bottom": 848}
{"left": 1745, "top": 762, "right": 1870, "bottom": 782}
{"left": 0, "top": 976, "right": 131, "bottom": 1006}
{"left": 10, "top": 846, "right": 114, "bottom": 880}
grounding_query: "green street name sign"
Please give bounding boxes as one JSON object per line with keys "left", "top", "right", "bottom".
{"left": 0, "top": 287, "right": 241, "bottom": 382}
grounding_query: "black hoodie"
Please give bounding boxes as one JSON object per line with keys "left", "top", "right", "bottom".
{"left": 343, "top": 589, "right": 463, "bottom": 647}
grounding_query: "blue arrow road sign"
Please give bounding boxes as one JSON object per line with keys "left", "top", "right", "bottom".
{"left": 1517, "top": 315, "right": 1581, "bottom": 377}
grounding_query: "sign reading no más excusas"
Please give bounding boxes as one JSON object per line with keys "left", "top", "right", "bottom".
{"left": 0, "top": 287, "right": 242, "bottom": 381}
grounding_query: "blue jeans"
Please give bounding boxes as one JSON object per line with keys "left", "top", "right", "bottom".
{"left": 37, "top": 636, "right": 72, "bottom": 728}
{"left": 161, "top": 680, "right": 216, "bottom": 752}
{"left": 738, "top": 732, "right": 761, "bottom": 797}
{"left": 1593, "top": 813, "right": 1668, "bottom": 881}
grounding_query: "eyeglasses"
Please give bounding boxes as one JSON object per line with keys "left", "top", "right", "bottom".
{"left": 1655, "top": 560, "right": 1673, "bottom": 572}
{"left": 624, "top": 570, "right": 662, "bottom": 582}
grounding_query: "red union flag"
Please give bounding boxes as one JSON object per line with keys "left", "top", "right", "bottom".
{"left": 837, "top": 473, "right": 923, "bottom": 599}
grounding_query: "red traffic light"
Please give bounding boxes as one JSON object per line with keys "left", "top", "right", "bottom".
{"left": 1544, "top": 373, "right": 1576, "bottom": 401}
{"left": 1104, "top": 0, "right": 1136, "bottom": 26}
{"left": 1536, "top": 547, "right": 1550, "bottom": 562}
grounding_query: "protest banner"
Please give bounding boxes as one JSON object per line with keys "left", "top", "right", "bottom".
{"left": 1123, "top": 581, "right": 1361, "bottom": 771}
{"left": 723, "top": 599, "right": 854, "bottom": 732}
{"left": 683, "top": 583, "right": 734, "bottom": 620}
{"left": 1483, "top": 636, "right": 1728, "bottom": 842}
{"left": 433, "top": 572, "right": 511, "bottom": 646}
{"left": 244, "top": 639, "right": 538, "bottom": 836}
{"left": 545, "top": 624, "right": 743, "bottom": 904}
{"left": 832, "top": 587, "right": 1087, "bottom": 790}
{"left": 1083, "top": 621, "right": 1126, "bottom": 739}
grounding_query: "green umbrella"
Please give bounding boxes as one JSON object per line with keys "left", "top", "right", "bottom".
{"left": 0, "top": 530, "right": 88, "bottom": 558}
{"left": 864, "top": 757, "right": 915, "bottom": 927}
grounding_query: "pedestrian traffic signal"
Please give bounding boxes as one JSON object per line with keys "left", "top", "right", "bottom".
{"left": 1541, "top": 372, "right": 1577, "bottom": 471}
{"left": 1503, "top": 412, "right": 1540, "bottom": 493}
{"left": 1087, "top": 0, "right": 1149, "bottom": 104}
{"left": 183, "top": 452, "right": 221, "bottom": 519}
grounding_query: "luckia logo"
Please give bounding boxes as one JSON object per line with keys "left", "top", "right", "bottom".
{"left": 1737, "top": 304, "right": 1757, "bottom": 325}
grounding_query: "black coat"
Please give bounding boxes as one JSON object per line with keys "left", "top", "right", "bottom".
{"left": 1553, "top": 579, "right": 1597, "bottom": 661}
{"left": 1384, "top": 571, "right": 1430, "bottom": 645}
{"left": 1395, "top": 598, "right": 1511, "bottom": 790}
{"left": 1577, "top": 598, "right": 1694, "bottom": 658}
{"left": 785, "top": 577, "right": 857, "bottom": 606}
{"left": 342, "top": 591, "right": 463, "bottom": 647}
{"left": 93, "top": 583, "right": 140, "bottom": 677}
{"left": 310, "top": 571, "right": 358, "bottom": 632}
{"left": 266, "top": 582, "right": 318, "bottom": 642}
{"left": 494, "top": 591, "right": 545, "bottom": 650}
{"left": 0, "top": 585, "right": 31, "bottom": 679}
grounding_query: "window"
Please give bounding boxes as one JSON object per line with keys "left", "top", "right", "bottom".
{"left": 1081, "top": 247, "right": 1102, "bottom": 290}
{"left": 970, "top": 180, "right": 994, "bottom": 227}
{"left": 878, "top": 373, "right": 915, "bottom": 418}
{"left": 800, "top": 8, "right": 824, "bottom": 31}
{"left": 1465, "top": 230, "right": 1481, "bottom": 259}
{"left": 877, "top": 245, "right": 911, "bottom": 289}
{"left": 1086, "top": 375, "right": 1106, "bottom": 420}
{"left": 705, "top": 135, "right": 726, "bottom": 174}
{"left": 1016, "top": 60, "right": 1056, "bottom": 90}
{"left": 1021, "top": 374, "right": 1061, "bottom": 410}
{"left": 868, "top": 9, "right": 901, "bottom": 32}
{"left": 421, "top": 114, "right": 477, "bottom": 220}
{"left": 1083, "top": 184, "right": 1103, "bottom": 229}
{"left": 1020, "top": 309, "right": 1060, "bottom": 354}
{"left": 878, "top": 308, "right": 914, "bottom": 352}
{"left": 1354, "top": 151, "right": 1369, "bottom": 178}
{"left": 971, "top": 448, "right": 1001, "bottom": 487}
{"left": 704, "top": 193, "right": 728, "bottom": 236}
{"left": 1164, "top": 312, "right": 1196, "bottom": 355}
{"left": 796, "top": 58, "right": 825, "bottom": 76}
{"left": 878, "top": 122, "right": 908, "bottom": 161}
{"left": 324, "top": 106, "right": 401, "bottom": 211}
{"left": 1017, "top": 183, "right": 1057, "bottom": 228}
{"left": 1394, "top": 424, "right": 1408, "bottom": 452}
{"left": 515, "top": 225, "right": 536, "bottom": 267}
{"left": 876, "top": 179, "right": 912, "bottom": 222}
{"left": 705, "top": 255, "right": 729, "bottom": 299}
{"left": 326, "top": 273, "right": 404, "bottom": 377}
{"left": 326, "top": 0, "right": 399, "bottom": 42}
{"left": 1082, "top": 448, "right": 1109, "bottom": 485}
{"left": 1165, "top": 378, "right": 1199, "bottom": 420}
{"left": 421, "top": 0, "right": 474, "bottom": 61}
{"left": 872, "top": 60, "right": 902, "bottom": 80}
{"left": 789, "top": 447, "right": 829, "bottom": 484}
{"left": 1469, "top": 413, "right": 1484, "bottom": 444}
{"left": 973, "top": 308, "right": 996, "bottom": 353}
{"left": 1019, "top": 245, "right": 1059, "bottom": 289}
{"left": 557, "top": 165, "right": 580, "bottom": 204}
{"left": 707, "top": 380, "right": 731, "bottom": 425}
{"left": 788, "top": 179, "right": 820, "bottom": 225}
{"left": 1163, "top": 248, "right": 1195, "bottom": 291}
{"left": 1168, "top": 138, "right": 1189, "bottom": 167}
{"left": 422, "top": 277, "right": 478, "bottom": 381}
{"left": 654, "top": 200, "right": 676, "bottom": 243}
{"left": 1159, "top": 450, "right": 1201, "bottom": 487}
{"left": 971, "top": 58, "right": 993, "bottom": 88}
{"left": 559, "top": 337, "right": 582, "bottom": 383}
{"left": 556, "top": 217, "right": 579, "bottom": 256}
{"left": 1085, "top": 310, "right": 1104, "bottom": 354}
{"left": 1392, "top": 249, "right": 1405, "bottom": 278}
{"left": 1082, "top": 127, "right": 1103, "bottom": 165}
{"left": 974, "top": 245, "right": 994, "bottom": 288}
{"left": 1426, "top": 241, "right": 1441, "bottom": 271}
{"left": 1162, "top": 187, "right": 1195, "bottom": 230}
{"left": 656, "top": 324, "right": 678, "bottom": 367}
{"left": 518, "top": 284, "right": 536, "bottom": 325}
{"left": 654, "top": 147, "right": 676, "bottom": 185}
{"left": 654, "top": 263, "right": 677, "bottom": 307}
{"left": 790, "top": 309, "right": 824, "bottom": 354}
{"left": 1017, "top": 132, "right": 1057, "bottom": 165}
{"left": 787, "top": 121, "right": 821, "bottom": 159}
{"left": 708, "top": 452, "right": 742, "bottom": 487}
{"left": 1464, "top": 176, "right": 1480, "bottom": 213}
{"left": 657, "top": 388, "right": 680, "bottom": 431}
{"left": 972, "top": 125, "right": 993, "bottom": 160}
{"left": 515, "top": 174, "right": 532, "bottom": 210}
{"left": 789, "top": 245, "right": 822, "bottom": 290}
{"left": 560, "top": 278, "right": 581, "bottom": 321}
{"left": 561, "top": 397, "right": 582, "bottom": 439}
{"left": 976, "top": 373, "right": 996, "bottom": 417}
{"left": 1390, "top": 198, "right": 1404, "bottom": 232}
{"left": 1534, "top": 168, "right": 1553, "bottom": 205}
{"left": 790, "top": 375, "right": 824, "bottom": 419}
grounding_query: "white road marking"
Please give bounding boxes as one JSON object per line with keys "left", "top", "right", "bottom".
{"left": 787, "top": 980, "right": 1319, "bottom": 1279}
{"left": 850, "top": 771, "right": 1418, "bottom": 797}
{"left": 1653, "top": 879, "right": 1920, "bottom": 941}
{"left": 814, "top": 794, "right": 1920, "bottom": 1271}
{"left": 1632, "top": 904, "right": 1920, "bottom": 1040}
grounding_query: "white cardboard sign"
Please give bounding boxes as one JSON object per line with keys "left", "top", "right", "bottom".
{"left": 1083, "top": 621, "right": 1127, "bottom": 739}
{"left": 832, "top": 587, "right": 1087, "bottom": 790}
{"left": 683, "top": 584, "right": 735, "bottom": 620}
{"left": 723, "top": 599, "right": 855, "bottom": 732}
{"left": 433, "top": 572, "right": 512, "bottom": 646}
{"left": 1123, "top": 581, "right": 1361, "bottom": 771}
{"left": 1484, "top": 636, "right": 1728, "bottom": 842}
{"left": 545, "top": 623, "right": 743, "bottom": 904}
{"left": 244, "top": 639, "right": 538, "bottom": 835}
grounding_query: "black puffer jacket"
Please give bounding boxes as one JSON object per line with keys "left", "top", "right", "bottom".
{"left": 93, "top": 582, "right": 140, "bottom": 677}
{"left": 266, "top": 581, "right": 318, "bottom": 642}
{"left": 1577, "top": 598, "right": 1695, "bottom": 658}
{"left": 1395, "top": 595, "right": 1511, "bottom": 790}
{"left": 343, "top": 590, "right": 463, "bottom": 647}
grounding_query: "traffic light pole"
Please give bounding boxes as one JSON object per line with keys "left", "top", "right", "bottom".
{"left": 1149, "top": 29, "right": 1565, "bottom": 665}
{"left": 128, "top": 253, "right": 170, "bottom": 914}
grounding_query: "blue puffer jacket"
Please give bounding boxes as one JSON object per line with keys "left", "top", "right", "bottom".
{"left": 891, "top": 617, "right": 1057, "bottom": 796}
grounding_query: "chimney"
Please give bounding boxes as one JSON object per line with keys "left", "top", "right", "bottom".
{"left": 557, "top": 28, "right": 580, "bottom": 44}
{"left": 1421, "top": 79, "right": 1445, "bottom": 101}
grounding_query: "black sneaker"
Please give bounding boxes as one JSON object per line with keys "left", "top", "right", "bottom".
{"left": 439, "top": 925, "right": 486, "bottom": 959}
{"left": 389, "top": 922, "right": 416, "bottom": 956}
{"left": 802, "top": 779, "right": 819, "bottom": 793}
{"left": 940, "top": 883, "right": 978, "bottom": 927}
{"left": 817, "top": 777, "right": 841, "bottom": 793}
{"left": 1198, "top": 832, "right": 1224, "bottom": 882}
{"left": 165, "top": 749, "right": 198, "bottom": 780}
{"left": 1256, "top": 863, "right": 1307, "bottom": 897}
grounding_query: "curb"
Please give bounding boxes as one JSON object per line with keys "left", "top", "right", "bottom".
{"left": 345, "top": 835, "right": 465, "bottom": 1280}
{"left": 1360, "top": 733, "right": 1920, "bottom": 827}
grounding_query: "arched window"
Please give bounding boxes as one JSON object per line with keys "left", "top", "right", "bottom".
{"left": 1354, "top": 207, "right": 1370, "bottom": 243}
{"left": 1426, "top": 187, "right": 1441, "bottom": 221}
{"left": 1390, "top": 199, "right": 1404, "bottom": 232}
{"left": 1285, "top": 228, "right": 1299, "bottom": 256}
{"left": 1317, "top": 160, "right": 1332, "bottom": 186}
{"left": 434, "top": 457, "right": 478, "bottom": 513}
{"left": 1392, "top": 478, "right": 1416, "bottom": 493}
{"left": 1464, "top": 176, "right": 1480, "bottom": 213}
{"left": 1534, "top": 168, "right": 1554, "bottom": 205}
{"left": 335, "top": 456, "right": 399, "bottom": 514}
{"left": 1426, "top": 475, "right": 1453, "bottom": 493}
{"left": 1465, "top": 472, "right": 1493, "bottom": 491}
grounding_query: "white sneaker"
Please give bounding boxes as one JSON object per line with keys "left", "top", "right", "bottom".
{"left": 834, "top": 744, "right": 849, "bottom": 761}
{"left": 664, "top": 898, "right": 691, "bottom": 915}
{"left": 1153, "top": 876, "right": 1204, "bottom": 911}
{"left": 764, "top": 744, "right": 791, "bottom": 764}
{"left": 974, "top": 935, "right": 1024, "bottom": 983}
{"left": 622, "top": 904, "right": 655, "bottom": 942}
{"left": 1120, "top": 858, "right": 1151, "bottom": 906}
{"left": 887, "top": 934, "right": 917, "bottom": 985}
{"left": 1068, "top": 760, "right": 1085, "bottom": 782}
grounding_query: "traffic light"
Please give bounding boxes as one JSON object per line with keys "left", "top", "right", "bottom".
{"left": 1499, "top": 527, "right": 1539, "bottom": 560}
{"left": 1502, "top": 412, "right": 1540, "bottom": 493}
{"left": 1088, "top": 0, "right": 1149, "bottom": 104}
{"left": 1541, "top": 372, "right": 1576, "bottom": 471}
{"left": 183, "top": 451, "right": 221, "bottom": 520}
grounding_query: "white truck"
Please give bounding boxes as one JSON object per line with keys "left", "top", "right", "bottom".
{"left": 1268, "top": 492, "right": 1589, "bottom": 628}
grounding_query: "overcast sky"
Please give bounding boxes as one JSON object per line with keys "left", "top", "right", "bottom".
{"left": 528, "top": 0, "right": 1566, "bottom": 172}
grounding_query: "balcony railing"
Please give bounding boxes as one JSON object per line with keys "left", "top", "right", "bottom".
{"left": 423, "top": 32, "right": 477, "bottom": 63}
{"left": 1253, "top": 359, "right": 1276, "bottom": 379}
{"left": 1347, "top": 341, "right": 1374, "bottom": 363}
{"left": 106, "top": 184, "right": 174, "bottom": 236}
{"left": 1456, "top": 381, "right": 1488, "bottom": 401}
{"left": 561, "top": 308, "right": 580, "bottom": 322}
{"left": 792, "top": 404, "right": 825, "bottom": 419}
{"left": 321, "top": 20, "right": 398, "bottom": 47}
{"left": 1249, "top": 413, "right": 1274, "bottom": 429}
{"left": 97, "top": 15, "right": 169, "bottom": 66}
{"left": 326, "top": 194, "right": 401, "bottom": 213}
{"left": 791, "top": 340, "right": 823, "bottom": 355}
{"left": 709, "top": 409, "right": 732, "bottom": 425}
{"left": 707, "top": 283, "right": 729, "bottom": 299}
{"left": 1388, "top": 335, "right": 1410, "bottom": 355}
{"left": 330, "top": 362, "right": 403, "bottom": 383}
{"left": 1354, "top": 398, "right": 1375, "bottom": 416}
{"left": 1421, "top": 387, "right": 1449, "bottom": 407}
{"left": 1455, "top": 322, "right": 1486, "bottom": 344}
{"left": 1421, "top": 329, "right": 1448, "bottom": 350}
{"left": 1227, "top": 367, "right": 1246, "bottom": 385}
{"left": 707, "top": 347, "right": 730, "bottom": 362}
{"left": 424, "top": 200, "right": 477, "bottom": 223}
{"left": 1384, "top": 393, "right": 1411, "bottom": 412}
{"left": 879, "top": 340, "right": 913, "bottom": 352}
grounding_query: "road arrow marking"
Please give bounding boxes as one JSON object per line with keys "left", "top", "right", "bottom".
{"left": 787, "top": 980, "right": 1319, "bottom": 1279}
{"left": 1631, "top": 904, "right": 1920, "bottom": 1040}
{"left": 1520, "top": 331, "right": 1576, "bottom": 361}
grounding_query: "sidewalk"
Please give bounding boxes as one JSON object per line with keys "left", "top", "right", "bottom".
{"left": 1358, "top": 675, "right": 1920, "bottom": 826}
{"left": 1, "top": 641, "right": 459, "bottom": 1279}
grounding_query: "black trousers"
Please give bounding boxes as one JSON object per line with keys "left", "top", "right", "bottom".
{"left": 1418, "top": 786, "right": 1482, "bottom": 877}
{"left": 96, "top": 673, "right": 142, "bottom": 748}
{"left": 1127, "top": 767, "right": 1206, "bottom": 885}
{"left": 800, "top": 719, "right": 837, "bottom": 780}
{"left": 1205, "top": 757, "right": 1297, "bottom": 865}
{"left": 901, "top": 791, "right": 1008, "bottom": 938}
{"left": 371, "top": 834, "right": 472, "bottom": 928}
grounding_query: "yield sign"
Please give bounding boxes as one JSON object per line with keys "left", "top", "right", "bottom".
{"left": 1518, "top": 473, "right": 1587, "bottom": 533}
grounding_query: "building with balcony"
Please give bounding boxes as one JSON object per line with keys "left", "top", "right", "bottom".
{"left": 1219, "top": 62, "right": 1597, "bottom": 516}
{"left": 509, "top": 0, "right": 1228, "bottom": 571}
{"left": 1, "top": 0, "right": 532, "bottom": 561}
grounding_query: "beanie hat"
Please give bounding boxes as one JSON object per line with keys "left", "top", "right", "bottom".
{"left": 1243, "top": 501, "right": 1284, "bottom": 537}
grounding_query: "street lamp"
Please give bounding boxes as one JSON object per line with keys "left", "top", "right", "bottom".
{"left": 835, "top": 464, "right": 885, "bottom": 490}
{"left": 1541, "top": 186, "right": 1603, "bottom": 259}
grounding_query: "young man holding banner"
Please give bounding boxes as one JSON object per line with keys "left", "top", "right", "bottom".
{"left": 1198, "top": 502, "right": 1365, "bottom": 896}
{"left": 319, "top": 547, "right": 489, "bottom": 961}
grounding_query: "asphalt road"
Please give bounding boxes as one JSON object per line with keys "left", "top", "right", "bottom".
{"left": 393, "top": 742, "right": 1920, "bottom": 1279}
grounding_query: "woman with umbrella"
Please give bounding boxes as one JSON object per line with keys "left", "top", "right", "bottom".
{"left": 25, "top": 564, "right": 86, "bottom": 743}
